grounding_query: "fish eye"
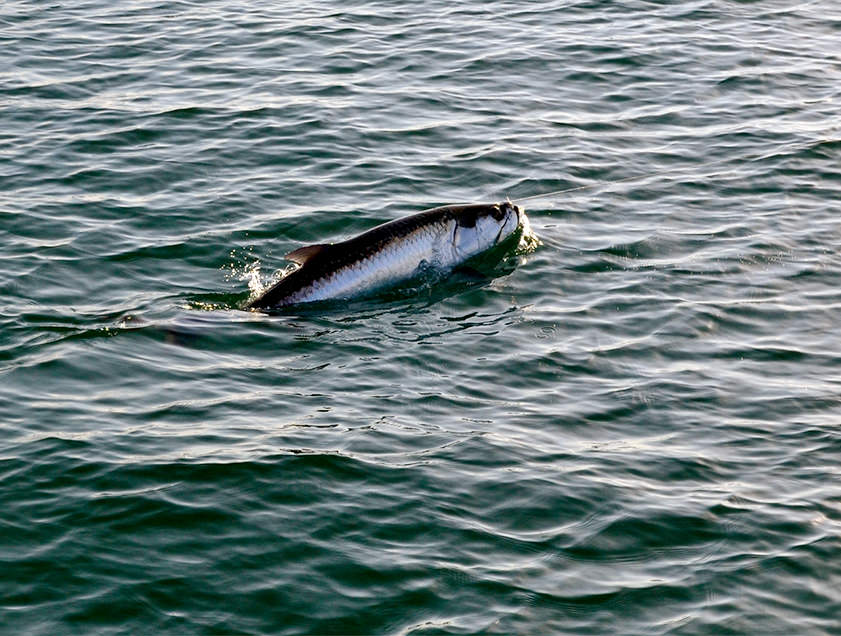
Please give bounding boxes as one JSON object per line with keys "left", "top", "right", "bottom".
{"left": 492, "top": 205, "right": 506, "bottom": 221}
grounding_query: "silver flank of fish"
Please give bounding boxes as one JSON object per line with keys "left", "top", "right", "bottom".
{"left": 285, "top": 218, "right": 458, "bottom": 304}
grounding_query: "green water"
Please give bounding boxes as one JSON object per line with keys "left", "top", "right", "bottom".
{"left": 3, "top": 1, "right": 841, "bottom": 634}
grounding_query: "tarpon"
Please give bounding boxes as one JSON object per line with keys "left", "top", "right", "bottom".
{"left": 244, "top": 201, "right": 524, "bottom": 310}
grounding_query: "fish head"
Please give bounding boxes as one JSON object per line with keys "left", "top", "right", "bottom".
{"left": 492, "top": 200, "right": 522, "bottom": 243}
{"left": 451, "top": 201, "right": 523, "bottom": 258}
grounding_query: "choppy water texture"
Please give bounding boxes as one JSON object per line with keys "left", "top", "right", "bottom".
{"left": 3, "top": 1, "right": 841, "bottom": 634}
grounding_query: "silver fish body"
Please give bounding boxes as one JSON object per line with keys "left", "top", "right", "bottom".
{"left": 244, "top": 201, "right": 523, "bottom": 310}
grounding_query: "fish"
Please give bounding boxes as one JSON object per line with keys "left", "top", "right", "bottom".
{"left": 243, "top": 200, "right": 524, "bottom": 310}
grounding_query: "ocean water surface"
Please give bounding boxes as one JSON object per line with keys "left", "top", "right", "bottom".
{"left": 3, "top": 1, "right": 841, "bottom": 634}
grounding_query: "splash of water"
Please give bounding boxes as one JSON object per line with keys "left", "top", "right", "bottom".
{"left": 516, "top": 211, "right": 541, "bottom": 255}
{"left": 224, "top": 250, "right": 266, "bottom": 298}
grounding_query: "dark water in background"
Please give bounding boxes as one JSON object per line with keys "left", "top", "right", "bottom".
{"left": 3, "top": 1, "right": 841, "bottom": 633}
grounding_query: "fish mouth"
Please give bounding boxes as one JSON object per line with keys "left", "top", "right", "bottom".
{"left": 494, "top": 201, "right": 522, "bottom": 244}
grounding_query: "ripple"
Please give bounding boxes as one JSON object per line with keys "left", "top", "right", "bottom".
{"left": 4, "top": 0, "right": 841, "bottom": 633}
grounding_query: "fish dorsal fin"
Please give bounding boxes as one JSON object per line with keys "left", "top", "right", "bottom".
{"left": 284, "top": 243, "right": 331, "bottom": 265}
